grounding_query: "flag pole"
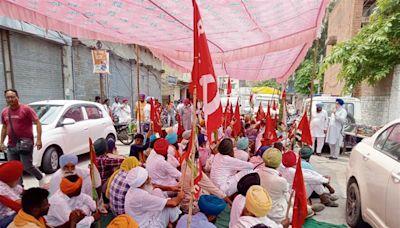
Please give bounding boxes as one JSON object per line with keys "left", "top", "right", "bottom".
{"left": 285, "top": 191, "right": 295, "bottom": 219}
{"left": 187, "top": 86, "right": 198, "bottom": 228}
{"left": 309, "top": 39, "right": 319, "bottom": 121}
{"left": 136, "top": 44, "right": 142, "bottom": 133}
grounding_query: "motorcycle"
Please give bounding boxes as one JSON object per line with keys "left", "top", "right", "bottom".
{"left": 113, "top": 116, "right": 134, "bottom": 145}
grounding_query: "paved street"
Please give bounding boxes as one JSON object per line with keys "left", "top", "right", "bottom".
{"left": 23, "top": 144, "right": 350, "bottom": 226}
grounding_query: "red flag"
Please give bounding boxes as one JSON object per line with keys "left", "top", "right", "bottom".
{"left": 262, "top": 111, "right": 278, "bottom": 146}
{"left": 193, "top": 159, "right": 203, "bottom": 199}
{"left": 0, "top": 195, "right": 21, "bottom": 212}
{"left": 191, "top": 0, "right": 223, "bottom": 141}
{"left": 176, "top": 113, "right": 185, "bottom": 140}
{"left": 256, "top": 102, "right": 265, "bottom": 121}
{"left": 249, "top": 93, "right": 254, "bottom": 108}
{"left": 89, "top": 138, "right": 97, "bottom": 168}
{"left": 292, "top": 156, "right": 308, "bottom": 228}
{"left": 223, "top": 99, "right": 231, "bottom": 129}
{"left": 227, "top": 77, "right": 232, "bottom": 96}
{"left": 267, "top": 101, "right": 271, "bottom": 116}
{"left": 298, "top": 112, "right": 313, "bottom": 146}
{"left": 180, "top": 129, "right": 194, "bottom": 165}
{"left": 89, "top": 138, "right": 98, "bottom": 200}
{"left": 272, "top": 100, "right": 277, "bottom": 111}
{"left": 233, "top": 99, "right": 241, "bottom": 137}
{"left": 150, "top": 99, "right": 163, "bottom": 135}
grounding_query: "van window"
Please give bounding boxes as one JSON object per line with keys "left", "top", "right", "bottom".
{"left": 322, "top": 102, "right": 354, "bottom": 117}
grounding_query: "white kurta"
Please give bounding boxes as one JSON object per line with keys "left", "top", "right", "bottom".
{"left": 125, "top": 188, "right": 181, "bottom": 228}
{"left": 143, "top": 103, "right": 151, "bottom": 122}
{"left": 146, "top": 151, "right": 181, "bottom": 186}
{"left": 229, "top": 194, "right": 246, "bottom": 228}
{"left": 234, "top": 148, "right": 249, "bottom": 161}
{"left": 257, "top": 167, "right": 290, "bottom": 223}
{"left": 45, "top": 191, "right": 96, "bottom": 228}
{"left": 48, "top": 167, "right": 101, "bottom": 197}
{"left": 326, "top": 107, "right": 347, "bottom": 145}
{"left": 234, "top": 215, "right": 283, "bottom": 228}
{"left": 111, "top": 102, "right": 121, "bottom": 118}
{"left": 210, "top": 153, "right": 254, "bottom": 196}
{"left": 310, "top": 110, "right": 329, "bottom": 138}
{"left": 0, "top": 181, "right": 22, "bottom": 219}
{"left": 119, "top": 105, "right": 132, "bottom": 123}
{"left": 281, "top": 167, "right": 328, "bottom": 197}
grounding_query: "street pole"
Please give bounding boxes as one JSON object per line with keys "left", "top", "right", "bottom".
{"left": 136, "top": 44, "right": 142, "bottom": 133}
{"left": 309, "top": 39, "right": 319, "bottom": 120}
{"left": 96, "top": 41, "right": 106, "bottom": 102}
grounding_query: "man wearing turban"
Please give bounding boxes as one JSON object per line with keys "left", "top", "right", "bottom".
{"left": 281, "top": 151, "right": 339, "bottom": 208}
{"left": 146, "top": 139, "right": 182, "bottom": 195}
{"left": 0, "top": 161, "right": 24, "bottom": 227}
{"left": 256, "top": 148, "right": 291, "bottom": 223}
{"left": 234, "top": 137, "right": 250, "bottom": 161}
{"left": 177, "top": 195, "right": 227, "bottom": 228}
{"left": 235, "top": 185, "right": 289, "bottom": 228}
{"left": 310, "top": 103, "right": 329, "bottom": 156}
{"left": 49, "top": 154, "right": 101, "bottom": 197}
{"left": 107, "top": 157, "right": 141, "bottom": 216}
{"left": 326, "top": 98, "right": 347, "bottom": 160}
{"left": 124, "top": 167, "right": 184, "bottom": 228}
{"left": 210, "top": 138, "right": 254, "bottom": 196}
{"left": 45, "top": 174, "right": 100, "bottom": 227}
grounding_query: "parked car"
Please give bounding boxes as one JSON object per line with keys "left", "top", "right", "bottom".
{"left": 346, "top": 118, "right": 400, "bottom": 228}
{"left": 0, "top": 100, "right": 116, "bottom": 174}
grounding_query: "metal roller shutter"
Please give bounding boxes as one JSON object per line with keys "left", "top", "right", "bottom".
{"left": 0, "top": 37, "right": 6, "bottom": 110}
{"left": 10, "top": 32, "right": 64, "bottom": 104}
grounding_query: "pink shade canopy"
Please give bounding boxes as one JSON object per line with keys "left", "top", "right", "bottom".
{"left": 0, "top": 0, "right": 329, "bottom": 82}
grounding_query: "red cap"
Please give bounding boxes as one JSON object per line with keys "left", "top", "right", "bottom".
{"left": 0, "top": 161, "right": 24, "bottom": 183}
{"left": 154, "top": 138, "right": 169, "bottom": 156}
{"left": 282, "top": 151, "right": 297, "bottom": 167}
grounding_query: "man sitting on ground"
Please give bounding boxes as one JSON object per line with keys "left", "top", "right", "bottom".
{"left": 235, "top": 186, "right": 289, "bottom": 228}
{"left": 94, "top": 138, "right": 124, "bottom": 187}
{"left": 106, "top": 157, "right": 141, "bottom": 216}
{"left": 177, "top": 195, "right": 227, "bottom": 228}
{"left": 124, "top": 167, "right": 183, "bottom": 228}
{"left": 45, "top": 175, "right": 101, "bottom": 227}
{"left": 210, "top": 138, "right": 254, "bottom": 196}
{"left": 8, "top": 187, "right": 84, "bottom": 228}
{"left": 0, "top": 161, "right": 24, "bottom": 227}
{"left": 281, "top": 151, "right": 338, "bottom": 207}
{"left": 129, "top": 131, "right": 151, "bottom": 163}
{"left": 49, "top": 154, "right": 101, "bottom": 197}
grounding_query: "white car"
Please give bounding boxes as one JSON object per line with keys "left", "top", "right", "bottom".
{"left": 346, "top": 118, "right": 400, "bottom": 228}
{"left": 1, "top": 100, "right": 116, "bottom": 174}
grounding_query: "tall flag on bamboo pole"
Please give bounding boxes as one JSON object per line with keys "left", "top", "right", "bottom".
{"left": 297, "top": 112, "right": 313, "bottom": 146}
{"left": 279, "top": 89, "right": 287, "bottom": 126}
{"left": 233, "top": 98, "right": 241, "bottom": 137}
{"left": 223, "top": 98, "right": 231, "bottom": 129}
{"left": 191, "top": 0, "right": 222, "bottom": 142}
{"left": 292, "top": 156, "right": 308, "bottom": 228}
{"left": 150, "top": 98, "right": 162, "bottom": 135}
{"left": 256, "top": 102, "right": 265, "bottom": 121}
{"left": 227, "top": 76, "right": 232, "bottom": 96}
{"left": 89, "top": 138, "right": 98, "bottom": 201}
{"left": 262, "top": 111, "right": 278, "bottom": 146}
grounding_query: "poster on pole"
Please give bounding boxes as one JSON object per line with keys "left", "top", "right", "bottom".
{"left": 91, "top": 49, "right": 110, "bottom": 74}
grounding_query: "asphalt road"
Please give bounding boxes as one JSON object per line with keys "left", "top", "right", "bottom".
{"left": 23, "top": 144, "right": 349, "bottom": 226}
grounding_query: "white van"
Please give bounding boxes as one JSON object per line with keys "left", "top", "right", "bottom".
{"left": 303, "top": 96, "right": 361, "bottom": 132}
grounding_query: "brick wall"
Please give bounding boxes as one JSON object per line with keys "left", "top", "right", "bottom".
{"left": 389, "top": 65, "right": 400, "bottom": 121}
{"left": 323, "top": 0, "right": 364, "bottom": 95}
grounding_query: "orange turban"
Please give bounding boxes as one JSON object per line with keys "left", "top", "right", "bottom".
{"left": 60, "top": 176, "right": 83, "bottom": 195}
{"left": 107, "top": 214, "right": 138, "bottom": 228}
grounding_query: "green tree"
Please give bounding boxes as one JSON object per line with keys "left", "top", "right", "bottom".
{"left": 254, "top": 79, "right": 280, "bottom": 89}
{"left": 321, "top": 0, "right": 400, "bottom": 92}
{"left": 294, "top": 59, "right": 319, "bottom": 95}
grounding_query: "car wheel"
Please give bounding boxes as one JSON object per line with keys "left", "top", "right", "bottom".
{"left": 42, "top": 146, "right": 61, "bottom": 174}
{"left": 118, "top": 129, "right": 134, "bottom": 145}
{"left": 346, "top": 180, "right": 367, "bottom": 227}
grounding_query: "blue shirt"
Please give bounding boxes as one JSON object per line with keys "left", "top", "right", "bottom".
{"left": 301, "top": 159, "right": 315, "bottom": 171}
{"left": 176, "top": 212, "right": 216, "bottom": 228}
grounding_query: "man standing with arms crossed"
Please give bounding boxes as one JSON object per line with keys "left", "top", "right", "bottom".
{"left": 310, "top": 103, "right": 329, "bottom": 156}
{"left": 0, "top": 89, "right": 45, "bottom": 186}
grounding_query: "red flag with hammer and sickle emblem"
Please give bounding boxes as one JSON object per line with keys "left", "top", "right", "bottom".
{"left": 191, "top": 0, "right": 223, "bottom": 141}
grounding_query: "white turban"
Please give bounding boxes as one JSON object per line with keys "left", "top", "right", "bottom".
{"left": 126, "top": 167, "right": 148, "bottom": 188}
{"left": 59, "top": 154, "right": 78, "bottom": 168}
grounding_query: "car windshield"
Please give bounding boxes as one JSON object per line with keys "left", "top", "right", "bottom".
{"left": 30, "top": 104, "right": 63, "bottom": 125}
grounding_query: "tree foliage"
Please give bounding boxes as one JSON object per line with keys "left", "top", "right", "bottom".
{"left": 255, "top": 79, "right": 280, "bottom": 89}
{"left": 321, "top": 0, "right": 400, "bottom": 91}
{"left": 294, "top": 59, "right": 319, "bottom": 95}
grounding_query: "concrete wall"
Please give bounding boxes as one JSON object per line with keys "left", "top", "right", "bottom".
{"left": 323, "top": 0, "right": 364, "bottom": 95}
{"left": 389, "top": 66, "right": 400, "bottom": 122}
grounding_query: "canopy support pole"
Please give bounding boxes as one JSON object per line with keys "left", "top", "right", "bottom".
{"left": 136, "top": 44, "right": 142, "bottom": 133}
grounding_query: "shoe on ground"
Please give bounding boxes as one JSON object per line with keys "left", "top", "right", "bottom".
{"left": 320, "top": 193, "right": 339, "bottom": 207}
{"left": 330, "top": 195, "right": 339, "bottom": 201}
{"left": 328, "top": 156, "right": 338, "bottom": 160}
{"left": 311, "top": 203, "right": 325, "bottom": 212}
